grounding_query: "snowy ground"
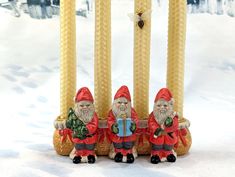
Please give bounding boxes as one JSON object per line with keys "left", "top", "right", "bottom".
{"left": 0, "top": 0, "right": 235, "bottom": 177}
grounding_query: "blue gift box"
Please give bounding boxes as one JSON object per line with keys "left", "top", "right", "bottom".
{"left": 117, "top": 118, "right": 133, "bottom": 137}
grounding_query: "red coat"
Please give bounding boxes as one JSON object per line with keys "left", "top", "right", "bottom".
{"left": 72, "top": 113, "right": 99, "bottom": 144}
{"left": 107, "top": 108, "right": 139, "bottom": 143}
{"left": 148, "top": 112, "right": 178, "bottom": 145}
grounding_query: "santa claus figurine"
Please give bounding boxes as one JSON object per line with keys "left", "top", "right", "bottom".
{"left": 66, "top": 87, "right": 99, "bottom": 164}
{"left": 148, "top": 88, "right": 178, "bottom": 164}
{"left": 107, "top": 85, "right": 139, "bottom": 163}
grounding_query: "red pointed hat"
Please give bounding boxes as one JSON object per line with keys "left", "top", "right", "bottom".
{"left": 75, "top": 87, "right": 94, "bottom": 103}
{"left": 154, "top": 88, "right": 173, "bottom": 102}
{"left": 114, "top": 85, "right": 131, "bottom": 101}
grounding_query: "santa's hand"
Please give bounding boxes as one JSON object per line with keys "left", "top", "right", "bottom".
{"left": 111, "top": 123, "right": 119, "bottom": 134}
{"left": 165, "top": 117, "right": 173, "bottom": 127}
{"left": 54, "top": 119, "right": 66, "bottom": 130}
{"left": 154, "top": 127, "right": 163, "bottom": 136}
{"left": 130, "top": 122, "right": 136, "bottom": 133}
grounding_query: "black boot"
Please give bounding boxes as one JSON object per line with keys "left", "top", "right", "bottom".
{"left": 114, "top": 152, "right": 123, "bottom": 162}
{"left": 87, "top": 155, "right": 96, "bottom": 164}
{"left": 73, "top": 156, "right": 81, "bottom": 164}
{"left": 150, "top": 155, "right": 161, "bottom": 164}
{"left": 167, "top": 154, "right": 176, "bottom": 162}
{"left": 126, "top": 153, "right": 135, "bottom": 163}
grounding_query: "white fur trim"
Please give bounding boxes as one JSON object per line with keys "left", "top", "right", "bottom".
{"left": 80, "top": 155, "right": 97, "bottom": 163}
{"left": 160, "top": 149, "right": 177, "bottom": 162}
{"left": 179, "top": 119, "right": 190, "bottom": 129}
{"left": 108, "top": 144, "right": 115, "bottom": 159}
{"left": 69, "top": 148, "right": 76, "bottom": 159}
{"left": 54, "top": 119, "right": 66, "bottom": 130}
{"left": 122, "top": 156, "right": 127, "bottom": 162}
{"left": 150, "top": 150, "right": 177, "bottom": 162}
{"left": 69, "top": 147, "right": 97, "bottom": 163}
{"left": 81, "top": 156, "right": 88, "bottom": 163}
{"left": 108, "top": 144, "right": 138, "bottom": 163}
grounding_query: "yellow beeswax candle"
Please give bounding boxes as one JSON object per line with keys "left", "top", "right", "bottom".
{"left": 94, "top": 0, "right": 112, "bottom": 119}
{"left": 53, "top": 0, "right": 76, "bottom": 156}
{"left": 167, "top": 0, "right": 192, "bottom": 156}
{"left": 167, "top": 0, "right": 186, "bottom": 120}
{"left": 133, "top": 0, "right": 151, "bottom": 119}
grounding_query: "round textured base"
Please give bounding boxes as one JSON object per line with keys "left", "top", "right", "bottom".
{"left": 53, "top": 130, "right": 74, "bottom": 156}
{"left": 137, "top": 136, "right": 151, "bottom": 155}
{"left": 174, "top": 128, "right": 192, "bottom": 156}
{"left": 96, "top": 139, "right": 111, "bottom": 155}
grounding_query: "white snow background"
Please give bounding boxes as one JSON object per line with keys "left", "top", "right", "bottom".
{"left": 0, "top": 0, "right": 235, "bottom": 177}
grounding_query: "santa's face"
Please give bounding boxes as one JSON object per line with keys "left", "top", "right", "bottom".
{"left": 112, "top": 97, "right": 131, "bottom": 118}
{"left": 75, "top": 100, "right": 94, "bottom": 124}
{"left": 153, "top": 99, "right": 173, "bottom": 125}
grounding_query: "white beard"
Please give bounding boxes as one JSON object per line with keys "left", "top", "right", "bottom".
{"left": 75, "top": 109, "right": 94, "bottom": 124}
{"left": 153, "top": 108, "right": 173, "bottom": 125}
{"left": 112, "top": 104, "right": 131, "bottom": 118}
